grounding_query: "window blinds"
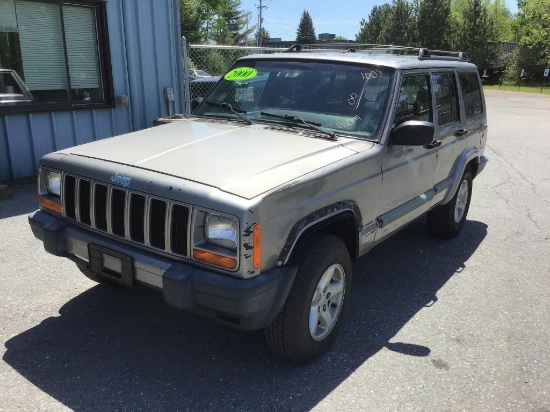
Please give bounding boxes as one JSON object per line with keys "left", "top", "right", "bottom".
{"left": 63, "top": 5, "right": 100, "bottom": 89}
{"left": 0, "top": 0, "right": 17, "bottom": 32}
{"left": 16, "top": 0, "right": 67, "bottom": 90}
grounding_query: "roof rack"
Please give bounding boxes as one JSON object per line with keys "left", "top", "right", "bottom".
{"left": 283, "top": 43, "right": 469, "bottom": 62}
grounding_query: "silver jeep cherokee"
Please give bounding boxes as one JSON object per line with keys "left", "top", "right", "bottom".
{"left": 29, "top": 46, "right": 488, "bottom": 363}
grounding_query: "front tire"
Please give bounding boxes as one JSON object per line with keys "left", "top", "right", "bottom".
{"left": 427, "top": 167, "right": 473, "bottom": 238}
{"left": 264, "top": 234, "right": 352, "bottom": 363}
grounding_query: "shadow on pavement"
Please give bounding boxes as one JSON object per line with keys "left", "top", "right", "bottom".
{"left": 3, "top": 218, "right": 487, "bottom": 411}
{"left": 0, "top": 183, "right": 38, "bottom": 220}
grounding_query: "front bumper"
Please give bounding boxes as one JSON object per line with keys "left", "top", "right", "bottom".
{"left": 28, "top": 210, "right": 297, "bottom": 330}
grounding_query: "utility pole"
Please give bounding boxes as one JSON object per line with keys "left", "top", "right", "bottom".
{"left": 257, "top": 0, "right": 267, "bottom": 47}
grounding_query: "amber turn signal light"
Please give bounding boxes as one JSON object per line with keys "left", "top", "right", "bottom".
{"left": 193, "top": 249, "right": 237, "bottom": 270}
{"left": 253, "top": 224, "right": 261, "bottom": 268}
{"left": 39, "top": 197, "right": 62, "bottom": 214}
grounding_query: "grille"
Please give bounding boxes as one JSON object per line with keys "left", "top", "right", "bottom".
{"left": 62, "top": 174, "right": 190, "bottom": 257}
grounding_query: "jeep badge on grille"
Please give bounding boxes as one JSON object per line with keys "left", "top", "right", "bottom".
{"left": 110, "top": 173, "right": 131, "bottom": 188}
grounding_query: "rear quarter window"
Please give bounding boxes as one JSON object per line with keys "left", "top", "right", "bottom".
{"left": 459, "top": 72, "right": 483, "bottom": 118}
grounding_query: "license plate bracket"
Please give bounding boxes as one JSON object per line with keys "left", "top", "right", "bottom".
{"left": 88, "top": 244, "right": 133, "bottom": 287}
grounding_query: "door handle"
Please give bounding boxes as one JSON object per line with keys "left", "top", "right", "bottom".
{"left": 455, "top": 128, "right": 468, "bottom": 136}
{"left": 425, "top": 140, "right": 441, "bottom": 149}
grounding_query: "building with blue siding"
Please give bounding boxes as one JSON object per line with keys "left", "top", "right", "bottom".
{"left": 0, "top": 0, "right": 184, "bottom": 181}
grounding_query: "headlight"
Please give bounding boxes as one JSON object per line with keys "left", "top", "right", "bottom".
{"left": 46, "top": 170, "right": 62, "bottom": 197}
{"left": 205, "top": 214, "right": 238, "bottom": 250}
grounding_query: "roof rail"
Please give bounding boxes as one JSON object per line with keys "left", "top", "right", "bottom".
{"left": 282, "top": 43, "right": 470, "bottom": 62}
{"left": 285, "top": 44, "right": 303, "bottom": 52}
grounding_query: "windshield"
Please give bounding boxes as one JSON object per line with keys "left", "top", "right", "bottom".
{"left": 193, "top": 59, "right": 395, "bottom": 140}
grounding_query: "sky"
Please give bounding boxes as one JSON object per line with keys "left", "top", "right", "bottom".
{"left": 239, "top": 0, "right": 519, "bottom": 42}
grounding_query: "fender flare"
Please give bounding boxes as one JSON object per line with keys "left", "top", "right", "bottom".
{"left": 441, "top": 146, "right": 478, "bottom": 205}
{"left": 278, "top": 200, "right": 362, "bottom": 265}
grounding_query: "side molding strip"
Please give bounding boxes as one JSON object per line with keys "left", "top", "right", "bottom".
{"left": 377, "top": 189, "right": 435, "bottom": 229}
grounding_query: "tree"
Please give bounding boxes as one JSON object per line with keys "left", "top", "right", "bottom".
{"left": 255, "top": 28, "right": 270, "bottom": 46}
{"left": 416, "top": 0, "right": 451, "bottom": 49}
{"left": 296, "top": 10, "right": 316, "bottom": 44}
{"left": 180, "top": 0, "right": 247, "bottom": 44}
{"left": 180, "top": 0, "right": 205, "bottom": 43}
{"left": 356, "top": 4, "right": 392, "bottom": 43}
{"left": 458, "top": 0, "right": 499, "bottom": 68}
{"left": 513, "top": 0, "right": 550, "bottom": 80}
{"left": 380, "top": 0, "right": 414, "bottom": 45}
{"left": 211, "top": 0, "right": 254, "bottom": 45}
{"left": 487, "top": 0, "right": 514, "bottom": 42}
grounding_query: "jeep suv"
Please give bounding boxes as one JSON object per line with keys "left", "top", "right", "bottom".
{"left": 29, "top": 46, "right": 488, "bottom": 363}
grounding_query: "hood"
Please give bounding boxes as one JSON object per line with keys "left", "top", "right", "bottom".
{"left": 63, "top": 118, "right": 359, "bottom": 199}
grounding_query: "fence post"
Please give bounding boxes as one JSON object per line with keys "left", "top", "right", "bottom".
{"left": 181, "top": 36, "right": 191, "bottom": 115}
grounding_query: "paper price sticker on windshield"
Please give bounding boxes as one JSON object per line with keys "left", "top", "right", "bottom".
{"left": 225, "top": 67, "right": 257, "bottom": 81}
{"left": 235, "top": 87, "right": 255, "bottom": 102}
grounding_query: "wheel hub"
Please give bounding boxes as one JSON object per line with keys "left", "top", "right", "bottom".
{"left": 309, "top": 263, "right": 345, "bottom": 341}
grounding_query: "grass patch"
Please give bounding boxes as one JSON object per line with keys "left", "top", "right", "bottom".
{"left": 483, "top": 84, "right": 550, "bottom": 95}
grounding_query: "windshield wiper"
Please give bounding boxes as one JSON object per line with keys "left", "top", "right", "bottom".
{"left": 204, "top": 101, "right": 252, "bottom": 125}
{"left": 260, "top": 111, "right": 336, "bottom": 140}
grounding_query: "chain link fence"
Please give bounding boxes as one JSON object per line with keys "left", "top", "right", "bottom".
{"left": 181, "top": 41, "right": 288, "bottom": 113}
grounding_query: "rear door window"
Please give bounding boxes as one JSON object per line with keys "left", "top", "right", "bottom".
{"left": 459, "top": 72, "right": 483, "bottom": 118}
{"left": 433, "top": 73, "right": 460, "bottom": 126}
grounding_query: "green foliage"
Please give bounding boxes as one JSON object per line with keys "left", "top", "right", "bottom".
{"left": 417, "top": 0, "right": 451, "bottom": 49}
{"left": 296, "top": 10, "right": 317, "bottom": 44}
{"left": 255, "top": 28, "right": 270, "bottom": 46}
{"left": 180, "top": 0, "right": 205, "bottom": 43}
{"left": 380, "top": 0, "right": 414, "bottom": 45}
{"left": 458, "top": 0, "right": 499, "bottom": 68}
{"left": 487, "top": 0, "right": 515, "bottom": 41}
{"left": 180, "top": 0, "right": 253, "bottom": 45}
{"left": 211, "top": 0, "right": 254, "bottom": 45}
{"left": 356, "top": 4, "right": 393, "bottom": 43}
{"left": 514, "top": 0, "right": 550, "bottom": 80}
{"left": 356, "top": 0, "right": 513, "bottom": 69}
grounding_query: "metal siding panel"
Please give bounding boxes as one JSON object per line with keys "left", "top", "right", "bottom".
{"left": 4, "top": 115, "right": 35, "bottom": 178}
{"left": 153, "top": 0, "right": 176, "bottom": 116}
{"left": 0, "top": 117, "right": 13, "bottom": 181}
{"left": 74, "top": 111, "right": 95, "bottom": 145}
{"left": 135, "top": 0, "right": 159, "bottom": 128}
{"left": 94, "top": 110, "right": 114, "bottom": 140}
{"left": 51, "top": 112, "right": 77, "bottom": 150}
{"left": 28, "top": 113, "right": 55, "bottom": 166}
{"left": 122, "top": 0, "right": 146, "bottom": 131}
{"left": 170, "top": 0, "right": 183, "bottom": 114}
{"left": 107, "top": 0, "right": 133, "bottom": 134}
{"left": 149, "top": 0, "right": 164, "bottom": 119}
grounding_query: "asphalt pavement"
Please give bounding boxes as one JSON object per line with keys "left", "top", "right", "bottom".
{"left": 1, "top": 90, "right": 549, "bottom": 411}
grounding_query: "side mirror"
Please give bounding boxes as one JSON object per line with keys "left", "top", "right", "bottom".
{"left": 191, "top": 97, "right": 203, "bottom": 113}
{"left": 391, "top": 120, "right": 435, "bottom": 146}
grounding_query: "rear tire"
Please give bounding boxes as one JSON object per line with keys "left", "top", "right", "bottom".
{"left": 264, "top": 234, "right": 352, "bottom": 363}
{"left": 427, "top": 167, "right": 473, "bottom": 238}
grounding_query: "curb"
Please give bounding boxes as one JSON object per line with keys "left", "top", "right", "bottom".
{"left": 0, "top": 184, "right": 13, "bottom": 201}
